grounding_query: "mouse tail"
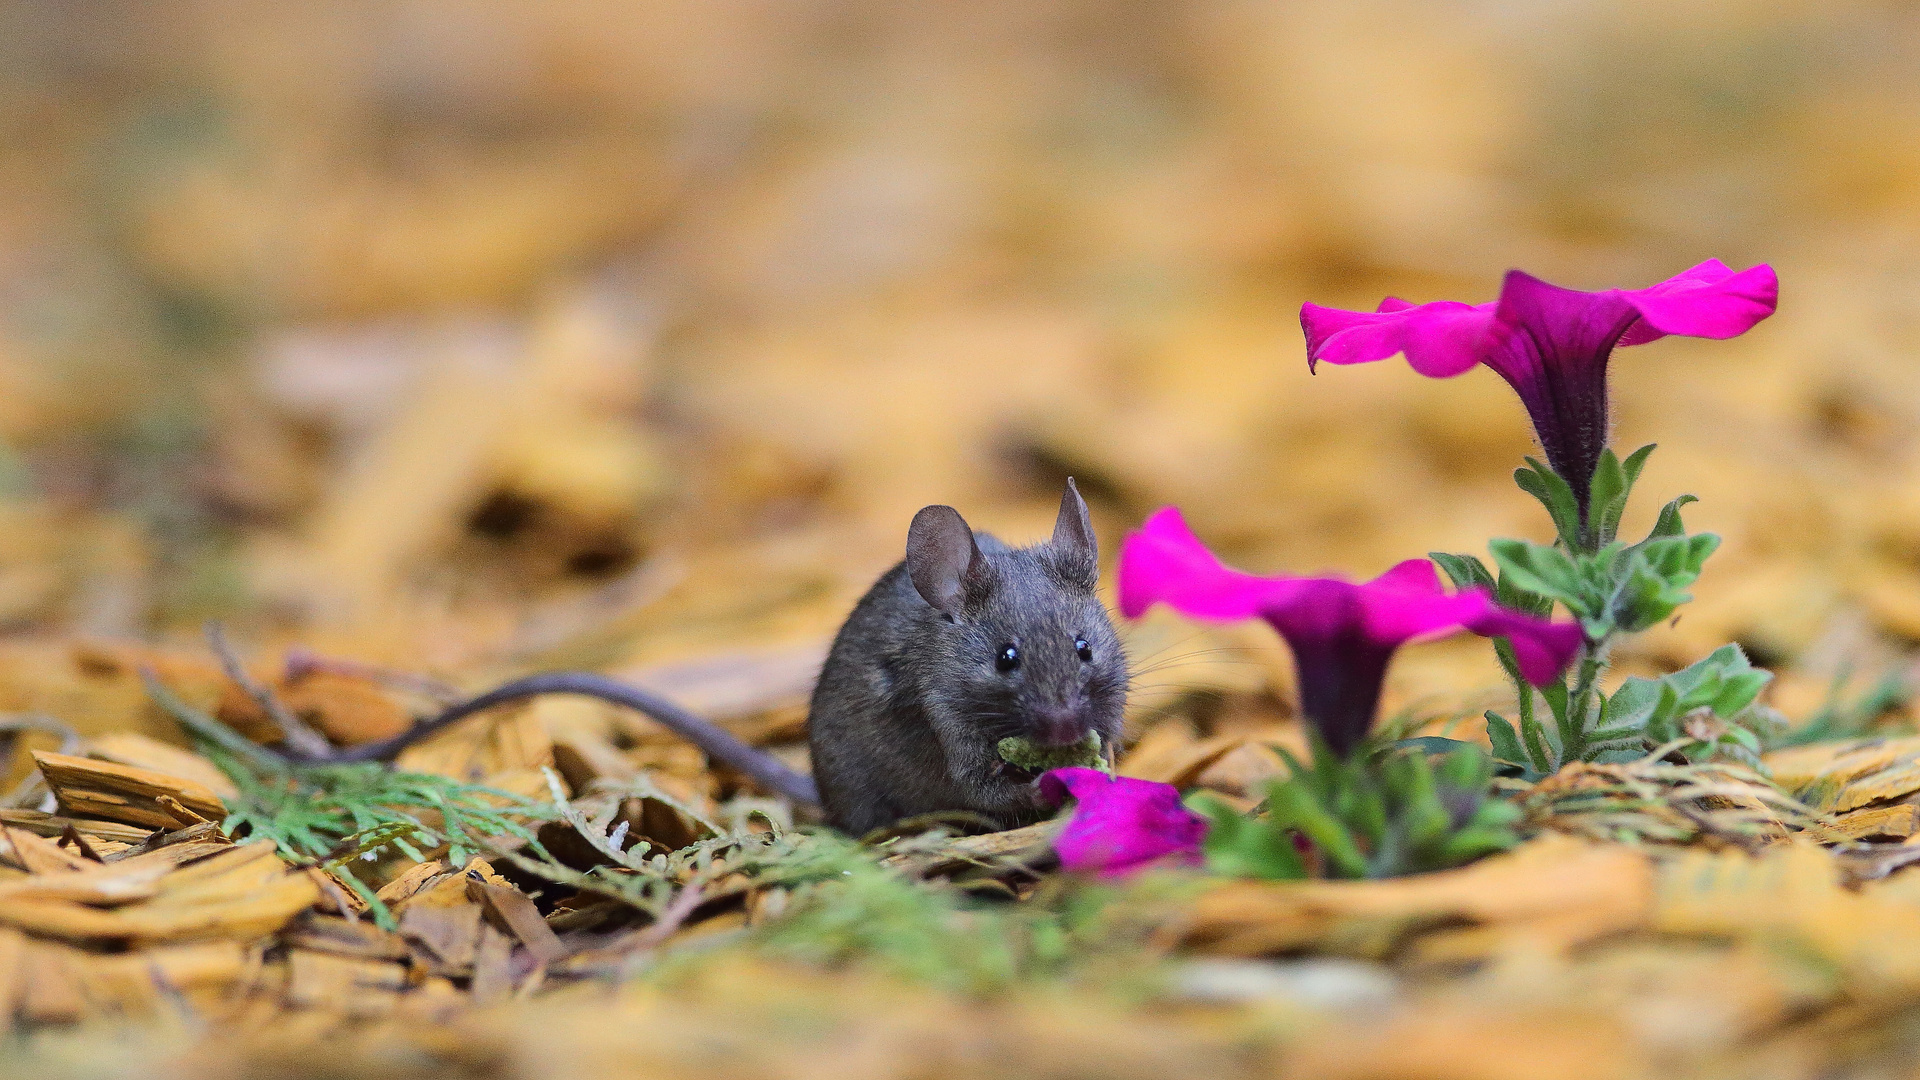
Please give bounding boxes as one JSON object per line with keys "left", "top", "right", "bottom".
{"left": 329, "top": 671, "right": 822, "bottom": 806}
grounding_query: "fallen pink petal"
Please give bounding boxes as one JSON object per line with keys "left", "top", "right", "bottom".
{"left": 1117, "top": 508, "right": 1582, "bottom": 754}
{"left": 1301, "top": 260, "right": 1777, "bottom": 514}
{"left": 1039, "top": 767, "right": 1208, "bottom": 876}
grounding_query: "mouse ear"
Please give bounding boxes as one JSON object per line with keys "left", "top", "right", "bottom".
{"left": 1049, "top": 477, "right": 1098, "bottom": 590}
{"left": 907, "top": 505, "right": 986, "bottom": 618}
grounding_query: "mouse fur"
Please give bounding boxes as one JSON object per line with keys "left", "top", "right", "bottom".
{"left": 807, "top": 479, "right": 1129, "bottom": 835}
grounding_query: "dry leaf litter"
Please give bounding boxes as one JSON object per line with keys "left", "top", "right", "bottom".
{"left": 4, "top": 2, "right": 1920, "bottom": 1078}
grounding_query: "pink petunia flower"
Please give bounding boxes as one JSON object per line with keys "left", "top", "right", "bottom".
{"left": 1300, "top": 260, "right": 1777, "bottom": 520}
{"left": 1039, "top": 767, "right": 1208, "bottom": 876}
{"left": 1117, "top": 508, "right": 1583, "bottom": 756}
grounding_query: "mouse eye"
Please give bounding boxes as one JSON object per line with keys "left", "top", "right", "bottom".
{"left": 1075, "top": 637, "right": 1093, "bottom": 662}
{"left": 995, "top": 645, "right": 1021, "bottom": 673}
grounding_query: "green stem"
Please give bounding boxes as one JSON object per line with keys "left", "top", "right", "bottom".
{"left": 1561, "top": 642, "right": 1608, "bottom": 762}
{"left": 1511, "top": 668, "right": 1555, "bottom": 773}
{"left": 1520, "top": 712, "right": 1555, "bottom": 774}
{"left": 141, "top": 669, "right": 290, "bottom": 777}
{"left": 1573, "top": 496, "right": 1602, "bottom": 556}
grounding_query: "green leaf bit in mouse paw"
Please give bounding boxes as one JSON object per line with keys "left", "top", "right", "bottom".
{"left": 997, "top": 731, "right": 1107, "bottom": 774}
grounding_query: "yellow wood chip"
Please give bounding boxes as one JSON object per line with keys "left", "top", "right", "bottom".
{"left": 18, "top": 942, "right": 85, "bottom": 1024}
{"left": 1181, "top": 833, "right": 1653, "bottom": 959}
{"left": 85, "top": 733, "right": 239, "bottom": 800}
{"left": 0, "top": 842, "right": 317, "bottom": 945}
{"left": 286, "top": 949, "right": 408, "bottom": 1018}
{"left": 399, "top": 903, "right": 483, "bottom": 972}
{"left": 1121, "top": 731, "right": 1247, "bottom": 786}
{"left": 31, "top": 751, "right": 226, "bottom": 829}
{"left": 0, "top": 810, "right": 152, "bottom": 845}
{"left": 1765, "top": 738, "right": 1920, "bottom": 792}
{"left": 471, "top": 881, "right": 566, "bottom": 964}
{"left": 0, "top": 855, "right": 175, "bottom": 906}
{"left": 0, "top": 928, "right": 22, "bottom": 1027}
{"left": 283, "top": 916, "right": 410, "bottom": 962}
{"left": 1831, "top": 802, "right": 1920, "bottom": 840}
{"left": 0, "top": 826, "right": 91, "bottom": 874}
{"left": 1657, "top": 841, "right": 1920, "bottom": 992}
{"left": 374, "top": 860, "right": 447, "bottom": 907}
{"left": 1834, "top": 759, "right": 1920, "bottom": 814}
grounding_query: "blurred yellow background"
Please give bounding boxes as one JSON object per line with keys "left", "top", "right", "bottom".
{"left": 1, "top": 0, "right": 1916, "bottom": 722}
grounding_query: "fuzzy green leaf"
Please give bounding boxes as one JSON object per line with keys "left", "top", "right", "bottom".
{"left": 1484, "top": 711, "right": 1522, "bottom": 758}
{"left": 1641, "top": 494, "right": 1699, "bottom": 545}
{"left": 1489, "top": 539, "right": 1590, "bottom": 616}
{"left": 1588, "top": 444, "right": 1656, "bottom": 547}
{"left": 1430, "top": 551, "right": 1496, "bottom": 592}
{"left": 1271, "top": 782, "right": 1369, "bottom": 878}
{"left": 1196, "top": 794, "right": 1305, "bottom": 879}
{"left": 1607, "top": 534, "right": 1719, "bottom": 634}
{"left": 1515, "top": 457, "right": 1583, "bottom": 548}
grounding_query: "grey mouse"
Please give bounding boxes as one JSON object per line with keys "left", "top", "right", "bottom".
{"left": 806, "top": 479, "right": 1130, "bottom": 835}
{"left": 307, "top": 479, "right": 1127, "bottom": 838}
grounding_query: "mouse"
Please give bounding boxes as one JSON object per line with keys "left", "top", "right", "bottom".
{"left": 806, "top": 478, "right": 1129, "bottom": 834}
{"left": 305, "top": 479, "right": 1128, "bottom": 837}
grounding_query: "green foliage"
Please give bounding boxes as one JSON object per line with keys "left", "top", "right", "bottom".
{"left": 748, "top": 838, "right": 1179, "bottom": 995}
{"left": 1467, "top": 442, "right": 1783, "bottom": 779}
{"left": 1485, "top": 708, "right": 1558, "bottom": 778}
{"left": 1195, "top": 740, "right": 1520, "bottom": 880}
{"left": 1432, "top": 550, "right": 1554, "bottom": 748}
{"left": 497, "top": 769, "right": 787, "bottom": 920}
{"left": 215, "top": 756, "right": 552, "bottom": 867}
{"left": 1645, "top": 494, "right": 1698, "bottom": 543}
{"left": 997, "top": 731, "right": 1106, "bottom": 773}
{"left": 1772, "top": 669, "right": 1913, "bottom": 748}
{"left": 1515, "top": 445, "right": 1656, "bottom": 552}
{"left": 1429, "top": 550, "right": 1494, "bottom": 593}
{"left": 1484, "top": 646, "right": 1783, "bottom": 778}
{"left": 1602, "top": 644, "right": 1781, "bottom": 769}
{"left": 509, "top": 770, "right": 1185, "bottom": 996}
{"left": 1586, "top": 444, "right": 1655, "bottom": 549}
{"left": 144, "top": 672, "right": 557, "bottom": 923}
{"left": 1488, "top": 529, "right": 1719, "bottom": 642}
{"left": 1515, "top": 457, "right": 1583, "bottom": 550}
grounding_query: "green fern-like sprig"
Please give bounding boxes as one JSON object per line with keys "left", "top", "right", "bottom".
{"left": 143, "top": 672, "right": 558, "bottom": 925}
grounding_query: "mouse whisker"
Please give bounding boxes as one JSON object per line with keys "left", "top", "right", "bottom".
{"left": 1128, "top": 645, "right": 1266, "bottom": 665}
{"left": 1118, "top": 629, "right": 1230, "bottom": 668}
{"left": 1127, "top": 654, "right": 1267, "bottom": 681}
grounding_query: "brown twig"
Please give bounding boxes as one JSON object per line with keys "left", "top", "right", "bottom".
{"left": 629, "top": 883, "right": 707, "bottom": 951}
{"left": 281, "top": 647, "right": 464, "bottom": 706}
{"left": 57, "top": 824, "right": 103, "bottom": 862}
{"left": 205, "top": 623, "right": 335, "bottom": 762}
{"left": 0, "top": 714, "right": 80, "bottom": 809}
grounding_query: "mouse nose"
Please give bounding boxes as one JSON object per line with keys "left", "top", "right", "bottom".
{"left": 1030, "top": 705, "right": 1088, "bottom": 747}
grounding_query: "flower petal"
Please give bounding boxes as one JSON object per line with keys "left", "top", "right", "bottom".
{"left": 1118, "top": 512, "right": 1586, "bottom": 751}
{"left": 1119, "top": 515, "right": 1580, "bottom": 673}
{"left": 1345, "top": 561, "right": 1493, "bottom": 647}
{"left": 1460, "top": 605, "right": 1586, "bottom": 685}
{"left": 1037, "top": 766, "right": 1114, "bottom": 806}
{"left": 1366, "top": 557, "right": 1448, "bottom": 596}
{"left": 1040, "top": 767, "right": 1207, "bottom": 877}
{"left": 1482, "top": 270, "right": 1640, "bottom": 507}
{"left": 1617, "top": 260, "right": 1778, "bottom": 347}
{"left": 1262, "top": 587, "right": 1397, "bottom": 757}
{"left": 1116, "top": 507, "right": 1307, "bottom": 621}
{"left": 1301, "top": 300, "right": 1494, "bottom": 378}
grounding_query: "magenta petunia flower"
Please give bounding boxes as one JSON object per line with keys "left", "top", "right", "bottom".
{"left": 1117, "top": 508, "right": 1583, "bottom": 756}
{"left": 1039, "top": 767, "right": 1208, "bottom": 876}
{"left": 1300, "top": 260, "right": 1777, "bottom": 520}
